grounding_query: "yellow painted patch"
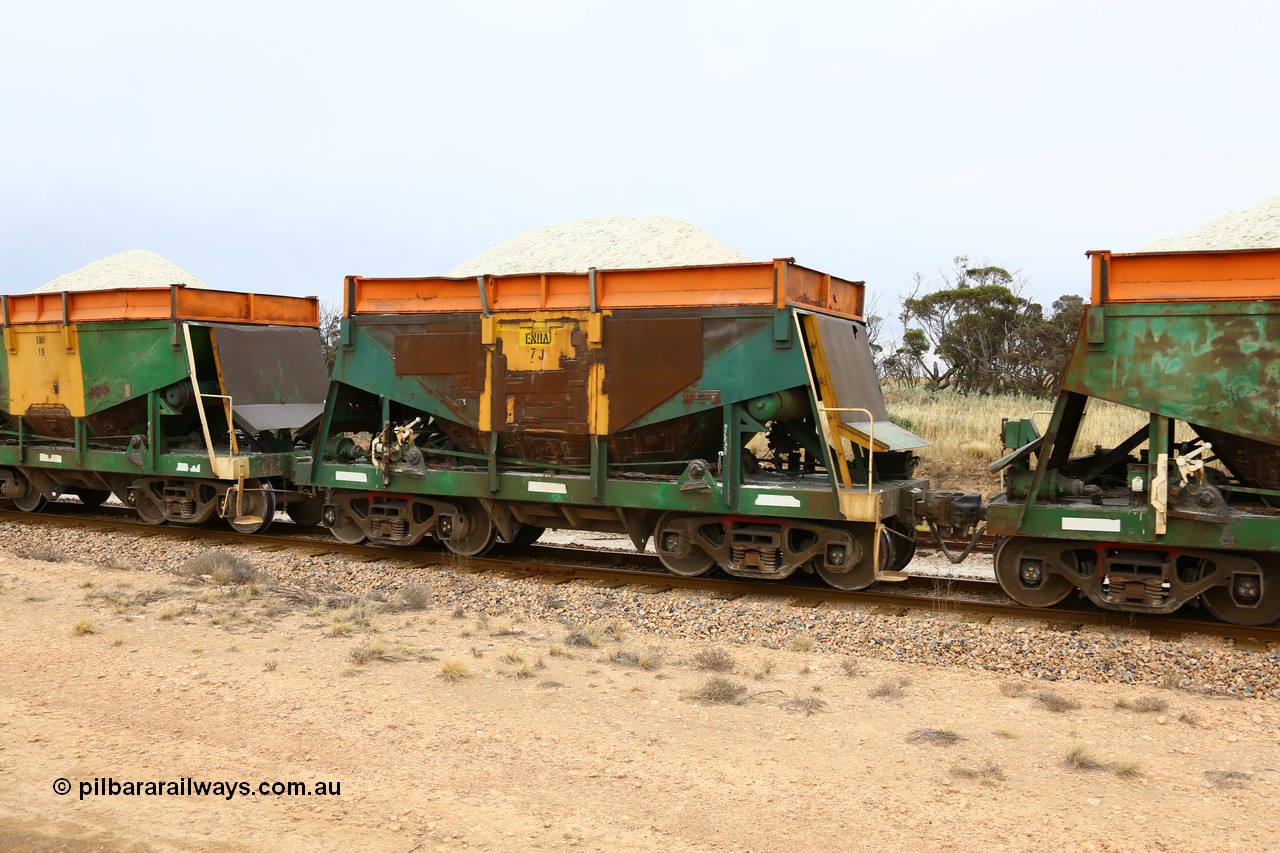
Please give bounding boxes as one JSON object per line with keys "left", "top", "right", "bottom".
{"left": 6, "top": 323, "right": 86, "bottom": 417}
{"left": 479, "top": 310, "right": 611, "bottom": 434}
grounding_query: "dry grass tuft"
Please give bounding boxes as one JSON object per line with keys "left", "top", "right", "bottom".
{"left": 1065, "top": 741, "right": 1104, "bottom": 771}
{"left": 908, "top": 728, "right": 963, "bottom": 745}
{"left": 507, "top": 661, "right": 536, "bottom": 679}
{"left": 499, "top": 647, "right": 526, "bottom": 665}
{"left": 72, "top": 618, "right": 98, "bottom": 635}
{"left": 688, "top": 675, "right": 748, "bottom": 705}
{"left": 325, "top": 616, "right": 356, "bottom": 637}
{"left": 886, "top": 384, "right": 1153, "bottom": 491}
{"left": 279, "top": 585, "right": 323, "bottom": 608}
{"left": 752, "top": 660, "right": 776, "bottom": 680}
{"left": 181, "top": 551, "right": 260, "bottom": 586}
{"left": 1112, "top": 759, "right": 1144, "bottom": 779}
{"left": 263, "top": 659, "right": 278, "bottom": 672}
{"left": 869, "top": 678, "right": 909, "bottom": 700}
{"left": 156, "top": 603, "right": 185, "bottom": 621}
{"left": 784, "top": 696, "right": 828, "bottom": 715}
{"left": 348, "top": 637, "right": 400, "bottom": 666}
{"left": 547, "top": 643, "right": 570, "bottom": 658}
{"left": 951, "top": 762, "right": 1006, "bottom": 785}
{"left": 610, "top": 648, "right": 663, "bottom": 671}
{"left": 564, "top": 628, "right": 597, "bottom": 648}
{"left": 438, "top": 658, "right": 473, "bottom": 682}
{"left": 1205, "top": 770, "right": 1251, "bottom": 789}
{"left": 840, "top": 659, "right": 862, "bottom": 678}
{"left": 692, "top": 647, "right": 736, "bottom": 672}
{"left": 395, "top": 582, "right": 431, "bottom": 611}
{"left": 999, "top": 681, "right": 1028, "bottom": 698}
{"left": 1035, "top": 690, "right": 1080, "bottom": 713}
{"left": 1115, "top": 694, "right": 1167, "bottom": 713}
{"left": 491, "top": 619, "right": 523, "bottom": 637}
{"left": 785, "top": 635, "right": 816, "bottom": 653}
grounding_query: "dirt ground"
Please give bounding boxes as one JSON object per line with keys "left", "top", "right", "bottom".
{"left": 2, "top": 551, "right": 1280, "bottom": 853}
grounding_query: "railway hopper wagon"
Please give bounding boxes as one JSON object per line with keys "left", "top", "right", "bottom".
{"left": 990, "top": 248, "right": 1280, "bottom": 625}
{"left": 305, "top": 259, "right": 971, "bottom": 589}
{"left": 0, "top": 285, "right": 329, "bottom": 532}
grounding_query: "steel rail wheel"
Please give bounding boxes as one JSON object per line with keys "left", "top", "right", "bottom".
{"left": 1200, "top": 568, "right": 1280, "bottom": 626}
{"left": 441, "top": 500, "right": 497, "bottom": 557}
{"left": 226, "top": 479, "right": 275, "bottom": 535}
{"left": 654, "top": 512, "right": 718, "bottom": 577}
{"left": 816, "top": 523, "right": 885, "bottom": 591}
{"left": 12, "top": 489, "right": 48, "bottom": 513}
{"left": 994, "top": 536, "right": 1074, "bottom": 607}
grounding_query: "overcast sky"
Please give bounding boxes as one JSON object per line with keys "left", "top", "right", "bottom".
{"left": 3, "top": 1, "right": 1277, "bottom": 313}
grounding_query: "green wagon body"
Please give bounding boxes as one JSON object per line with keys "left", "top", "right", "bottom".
{"left": 303, "top": 260, "right": 940, "bottom": 588}
{"left": 0, "top": 286, "right": 327, "bottom": 532}
{"left": 988, "top": 248, "right": 1280, "bottom": 624}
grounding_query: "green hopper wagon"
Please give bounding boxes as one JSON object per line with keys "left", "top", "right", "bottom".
{"left": 989, "top": 248, "right": 1280, "bottom": 625}
{"left": 0, "top": 285, "right": 328, "bottom": 533}
{"left": 302, "top": 259, "right": 956, "bottom": 590}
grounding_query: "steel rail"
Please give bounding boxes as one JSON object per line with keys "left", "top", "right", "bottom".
{"left": 2, "top": 508, "right": 1276, "bottom": 646}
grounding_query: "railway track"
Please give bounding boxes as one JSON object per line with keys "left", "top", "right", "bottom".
{"left": 3, "top": 507, "right": 1276, "bottom": 648}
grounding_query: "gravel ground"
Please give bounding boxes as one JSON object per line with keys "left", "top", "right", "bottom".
{"left": 5, "top": 519, "right": 1278, "bottom": 701}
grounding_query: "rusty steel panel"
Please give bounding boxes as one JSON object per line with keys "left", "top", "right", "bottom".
{"left": 490, "top": 327, "right": 594, "bottom": 434}
{"left": 804, "top": 313, "right": 889, "bottom": 423}
{"left": 23, "top": 403, "right": 75, "bottom": 438}
{"left": 209, "top": 325, "right": 328, "bottom": 433}
{"left": 394, "top": 333, "right": 475, "bottom": 376}
{"left": 604, "top": 316, "right": 703, "bottom": 431}
{"left": 1193, "top": 425, "right": 1280, "bottom": 491}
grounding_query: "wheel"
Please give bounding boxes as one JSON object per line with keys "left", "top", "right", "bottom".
{"left": 504, "top": 523, "right": 545, "bottom": 546}
{"left": 994, "top": 536, "right": 1074, "bottom": 608}
{"left": 440, "top": 499, "right": 497, "bottom": 557}
{"left": 885, "top": 519, "right": 917, "bottom": 573}
{"left": 12, "top": 488, "right": 47, "bottom": 513}
{"left": 654, "top": 511, "right": 718, "bottom": 577}
{"left": 135, "top": 499, "right": 167, "bottom": 525}
{"left": 1201, "top": 570, "right": 1280, "bottom": 626}
{"left": 816, "top": 523, "right": 886, "bottom": 591}
{"left": 328, "top": 513, "right": 367, "bottom": 544}
{"left": 72, "top": 488, "right": 111, "bottom": 508}
{"left": 286, "top": 494, "right": 325, "bottom": 527}
{"left": 226, "top": 479, "right": 275, "bottom": 535}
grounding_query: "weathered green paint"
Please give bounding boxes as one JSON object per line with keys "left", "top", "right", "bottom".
{"left": 1062, "top": 301, "right": 1280, "bottom": 446}
{"left": 313, "top": 301, "right": 924, "bottom": 526}
{"left": 992, "top": 295, "right": 1280, "bottom": 565}
{"left": 299, "top": 455, "right": 922, "bottom": 522}
{"left": 76, "top": 321, "right": 190, "bottom": 417}
{"left": 0, "top": 320, "right": 316, "bottom": 496}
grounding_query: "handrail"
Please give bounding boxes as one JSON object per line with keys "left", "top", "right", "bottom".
{"left": 817, "top": 405, "right": 875, "bottom": 494}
